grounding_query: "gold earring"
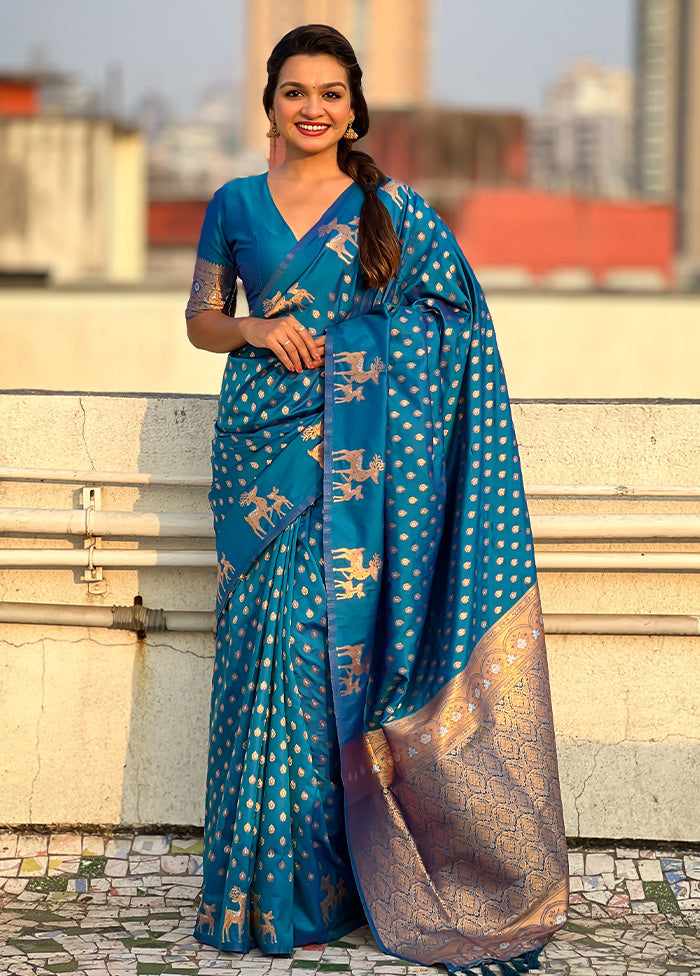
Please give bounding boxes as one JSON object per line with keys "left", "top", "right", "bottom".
{"left": 344, "top": 116, "right": 358, "bottom": 141}
{"left": 266, "top": 115, "right": 279, "bottom": 138}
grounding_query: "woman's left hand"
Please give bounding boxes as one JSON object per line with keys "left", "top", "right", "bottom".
{"left": 238, "top": 314, "right": 325, "bottom": 372}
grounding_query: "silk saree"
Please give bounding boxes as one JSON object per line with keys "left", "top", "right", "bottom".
{"left": 186, "top": 173, "right": 568, "bottom": 972}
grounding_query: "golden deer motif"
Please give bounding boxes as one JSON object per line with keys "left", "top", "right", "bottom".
{"left": 258, "top": 908, "right": 277, "bottom": 944}
{"left": 267, "top": 486, "right": 292, "bottom": 515}
{"left": 196, "top": 901, "right": 216, "bottom": 934}
{"left": 240, "top": 486, "right": 275, "bottom": 539}
{"left": 263, "top": 282, "right": 314, "bottom": 317}
{"left": 332, "top": 547, "right": 383, "bottom": 600}
{"left": 222, "top": 887, "right": 247, "bottom": 943}
{"left": 320, "top": 874, "right": 348, "bottom": 923}
{"left": 333, "top": 351, "right": 386, "bottom": 403}
{"left": 332, "top": 449, "right": 385, "bottom": 502}
{"left": 380, "top": 179, "right": 408, "bottom": 207}
{"left": 333, "top": 380, "right": 364, "bottom": 403}
{"left": 338, "top": 643, "right": 369, "bottom": 696}
{"left": 319, "top": 216, "right": 360, "bottom": 264}
{"left": 217, "top": 554, "right": 235, "bottom": 594}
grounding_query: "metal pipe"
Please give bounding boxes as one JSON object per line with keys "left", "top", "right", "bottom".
{"left": 0, "top": 601, "right": 116, "bottom": 628}
{"left": 0, "top": 508, "right": 213, "bottom": 538}
{"left": 0, "top": 549, "right": 216, "bottom": 568}
{"left": 1, "top": 601, "right": 699, "bottom": 636}
{"left": 0, "top": 548, "right": 699, "bottom": 572}
{"left": 544, "top": 613, "right": 700, "bottom": 636}
{"left": 0, "top": 601, "right": 214, "bottom": 633}
{"left": 3, "top": 508, "right": 700, "bottom": 541}
{"left": 0, "top": 467, "right": 209, "bottom": 487}
{"left": 163, "top": 610, "right": 217, "bottom": 632}
{"left": 532, "top": 514, "right": 700, "bottom": 540}
{"left": 526, "top": 484, "right": 700, "bottom": 499}
{"left": 534, "top": 552, "right": 700, "bottom": 571}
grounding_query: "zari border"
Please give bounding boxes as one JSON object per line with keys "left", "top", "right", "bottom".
{"left": 344, "top": 584, "right": 547, "bottom": 794}
{"left": 186, "top": 257, "right": 236, "bottom": 319}
{"left": 341, "top": 584, "right": 569, "bottom": 968}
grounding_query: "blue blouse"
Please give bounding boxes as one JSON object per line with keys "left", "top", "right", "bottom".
{"left": 186, "top": 173, "right": 363, "bottom": 317}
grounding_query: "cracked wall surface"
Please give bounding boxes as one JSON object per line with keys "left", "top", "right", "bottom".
{"left": 1, "top": 393, "right": 699, "bottom": 839}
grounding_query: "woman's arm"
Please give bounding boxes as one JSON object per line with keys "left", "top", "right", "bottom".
{"left": 187, "top": 309, "right": 325, "bottom": 372}
{"left": 186, "top": 188, "right": 325, "bottom": 369}
{"left": 186, "top": 308, "right": 247, "bottom": 353}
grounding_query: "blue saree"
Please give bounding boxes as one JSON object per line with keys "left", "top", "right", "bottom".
{"left": 186, "top": 173, "right": 568, "bottom": 971}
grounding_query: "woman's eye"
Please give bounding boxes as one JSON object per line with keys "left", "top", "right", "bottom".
{"left": 324, "top": 91, "right": 341, "bottom": 99}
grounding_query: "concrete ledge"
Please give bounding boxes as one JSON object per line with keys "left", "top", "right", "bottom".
{"left": 2, "top": 290, "right": 700, "bottom": 398}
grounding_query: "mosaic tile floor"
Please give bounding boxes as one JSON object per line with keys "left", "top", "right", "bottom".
{"left": 1, "top": 833, "right": 699, "bottom": 975}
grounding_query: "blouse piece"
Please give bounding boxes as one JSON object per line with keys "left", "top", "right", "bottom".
{"left": 186, "top": 173, "right": 362, "bottom": 319}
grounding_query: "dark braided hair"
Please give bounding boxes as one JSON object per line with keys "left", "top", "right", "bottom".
{"left": 262, "top": 24, "right": 402, "bottom": 289}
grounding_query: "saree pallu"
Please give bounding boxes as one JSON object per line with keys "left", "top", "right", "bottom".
{"left": 195, "top": 179, "right": 569, "bottom": 971}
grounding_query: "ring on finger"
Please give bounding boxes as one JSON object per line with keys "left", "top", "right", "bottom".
{"left": 283, "top": 339, "right": 291, "bottom": 345}
{"left": 297, "top": 324, "right": 305, "bottom": 331}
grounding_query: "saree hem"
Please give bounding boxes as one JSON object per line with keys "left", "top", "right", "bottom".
{"left": 193, "top": 911, "right": 368, "bottom": 954}
{"left": 447, "top": 946, "right": 545, "bottom": 974}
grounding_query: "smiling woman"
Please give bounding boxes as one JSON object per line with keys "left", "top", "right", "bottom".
{"left": 185, "top": 23, "right": 568, "bottom": 975}
{"left": 275, "top": 60, "right": 351, "bottom": 145}
{"left": 265, "top": 54, "right": 356, "bottom": 241}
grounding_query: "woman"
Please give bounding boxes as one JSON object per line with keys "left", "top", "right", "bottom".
{"left": 186, "top": 24, "right": 568, "bottom": 974}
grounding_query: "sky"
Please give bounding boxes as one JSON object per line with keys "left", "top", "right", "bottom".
{"left": 1, "top": 0, "right": 634, "bottom": 116}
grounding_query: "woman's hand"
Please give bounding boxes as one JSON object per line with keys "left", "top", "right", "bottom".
{"left": 238, "top": 315, "right": 325, "bottom": 372}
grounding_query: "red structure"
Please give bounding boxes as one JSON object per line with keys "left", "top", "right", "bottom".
{"left": 148, "top": 200, "right": 209, "bottom": 248}
{"left": 0, "top": 77, "right": 39, "bottom": 117}
{"left": 452, "top": 190, "right": 676, "bottom": 286}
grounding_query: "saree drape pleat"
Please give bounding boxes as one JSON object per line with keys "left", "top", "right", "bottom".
{"left": 190, "top": 175, "right": 568, "bottom": 970}
{"left": 199, "top": 500, "right": 364, "bottom": 952}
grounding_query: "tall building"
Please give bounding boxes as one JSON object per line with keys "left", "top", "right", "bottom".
{"left": 245, "top": 0, "right": 429, "bottom": 154}
{"left": 635, "top": 0, "right": 700, "bottom": 282}
{"left": 530, "top": 60, "right": 634, "bottom": 198}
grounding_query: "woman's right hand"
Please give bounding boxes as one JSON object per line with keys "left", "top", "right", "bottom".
{"left": 238, "top": 315, "right": 325, "bottom": 372}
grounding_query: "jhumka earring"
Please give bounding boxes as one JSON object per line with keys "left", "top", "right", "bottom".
{"left": 266, "top": 115, "right": 280, "bottom": 138}
{"left": 344, "top": 115, "right": 359, "bottom": 141}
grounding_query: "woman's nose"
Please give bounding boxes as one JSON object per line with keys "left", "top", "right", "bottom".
{"left": 301, "top": 94, "right": 324, "bottom": 116}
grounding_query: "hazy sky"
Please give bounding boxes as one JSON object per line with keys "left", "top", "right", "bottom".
{"left": 1, "top": 0, "right": 634, "bottom": 115}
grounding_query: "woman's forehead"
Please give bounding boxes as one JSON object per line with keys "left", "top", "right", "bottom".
{"left": 277, "top": 53, "right": 349, "bottom": 87}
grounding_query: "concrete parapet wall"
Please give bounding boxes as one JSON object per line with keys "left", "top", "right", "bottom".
{"left": 2, "top": 290, "right": 700, "bottom": 399}
{"left": 0, "top": 392, "right": 699, "bottom": 840}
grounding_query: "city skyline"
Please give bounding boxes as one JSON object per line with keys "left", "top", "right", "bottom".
{"left": 1, "top": 0, "right": 633, "bottom": 118}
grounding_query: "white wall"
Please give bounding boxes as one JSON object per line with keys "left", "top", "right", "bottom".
{"left": 0, "top": 117, "right": 146, "bottom": 283}
{"left": 1, "top": 393, "right": 699, "bottom": 839}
